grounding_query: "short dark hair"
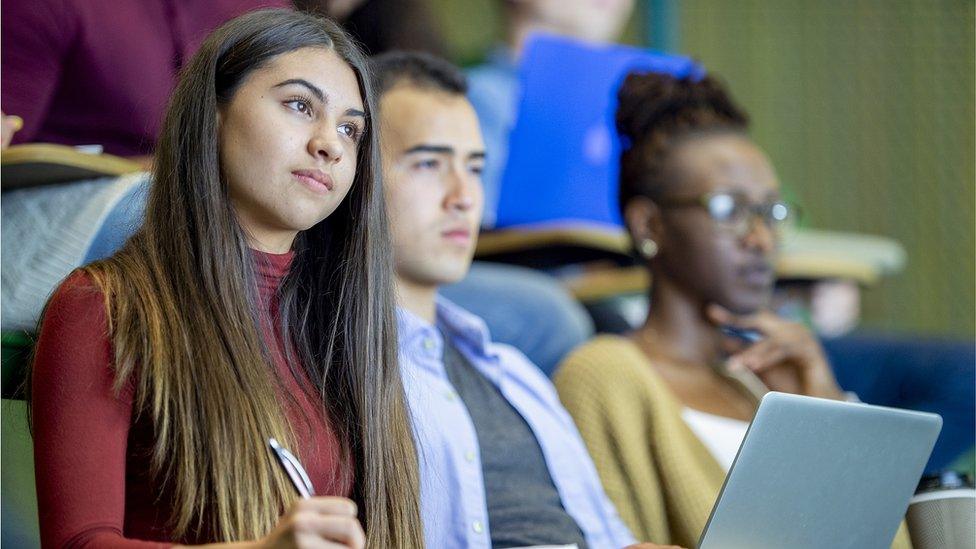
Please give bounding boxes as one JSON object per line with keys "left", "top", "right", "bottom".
{"left": 370, "top": 50, "right": 467, "bottom": 96}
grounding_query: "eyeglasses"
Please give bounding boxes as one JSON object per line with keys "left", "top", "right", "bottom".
{"left": 656, "top": 191, "right": 799, "bottom": 238}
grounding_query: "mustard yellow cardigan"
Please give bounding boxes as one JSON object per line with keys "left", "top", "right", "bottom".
{"left": 554, "top": 335, "right": 911, "bottom": 548}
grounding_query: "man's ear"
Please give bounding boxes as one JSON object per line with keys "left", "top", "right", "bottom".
{"left": 623, "top": 195, "right": 665, "bottom": 250}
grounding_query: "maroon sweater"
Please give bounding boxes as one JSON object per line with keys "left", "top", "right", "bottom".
{"left": 30, "top": 251, "right": 353, "bottom": 547}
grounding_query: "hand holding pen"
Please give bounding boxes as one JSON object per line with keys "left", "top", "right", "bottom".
{"left": 257, "top": 438, "right": 365, "bottom": 549}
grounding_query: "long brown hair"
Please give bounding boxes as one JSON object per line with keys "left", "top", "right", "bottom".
{"left": 29, "top": 9, "right": 422, "bottom": 546}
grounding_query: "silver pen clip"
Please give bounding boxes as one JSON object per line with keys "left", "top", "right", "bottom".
{"left": 269, "top": 437, "right": 315, "bottom": 499}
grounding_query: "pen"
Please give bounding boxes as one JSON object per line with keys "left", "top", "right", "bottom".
{"left": 717, "top": 325, "right": 769, "bottom": 402}
{"left": 719, "top": 325, "right": 764, "bottom": 344}
{"left": 268, "top": 437, "right": 315, "bottom": 499}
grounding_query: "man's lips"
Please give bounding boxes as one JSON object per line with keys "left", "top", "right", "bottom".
{"left": 292, "top": 169, "right": 334, "bottom": 193}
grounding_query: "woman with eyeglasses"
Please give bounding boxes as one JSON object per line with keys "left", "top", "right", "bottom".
{"left": 553, "top": 71, "right": 910, "bottom": 548}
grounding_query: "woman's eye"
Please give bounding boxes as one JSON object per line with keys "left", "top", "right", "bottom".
{"left": 707, "top": 193, "right": 737, "bottom": 221}
{"left": 339, "top": 123, "right": 361, "bottom": 141}
{"left": 285, "top": 99, "right": 312, "bottom": 117}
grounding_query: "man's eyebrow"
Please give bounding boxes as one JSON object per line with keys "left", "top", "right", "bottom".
{"left": 469, "top": 151, "right": 486, "bottom": 160}
{"left": 405, "top": 144, "right": 455, "bottom": 155}
{"left": 273, "top": 78, "right": 325, "bottom": 103}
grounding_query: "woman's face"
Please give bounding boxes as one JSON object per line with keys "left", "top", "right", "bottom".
{"left": 219, "top": 46, "right": 365, "bottom": 252}
{"left": 653, "top": 133, "right": 782, "bottom": 314}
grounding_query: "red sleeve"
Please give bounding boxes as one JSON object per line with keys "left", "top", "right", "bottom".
{"left": 31, "top": 272, "right": 171, "bottom": 548}
{"left": 0, "top": 0, "right": 75, "bottom": 143}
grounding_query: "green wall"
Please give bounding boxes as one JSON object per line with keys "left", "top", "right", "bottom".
{"left": 676, "top": 0, "right": 975, "bottom": 337}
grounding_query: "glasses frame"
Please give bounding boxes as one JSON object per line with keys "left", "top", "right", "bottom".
{"left": 654, "top": 190, "right": 800, "bottom": 238}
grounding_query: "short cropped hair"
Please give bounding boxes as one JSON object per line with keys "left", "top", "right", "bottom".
{"left": 370, "top": 50, "right": 467, "bottom": 96}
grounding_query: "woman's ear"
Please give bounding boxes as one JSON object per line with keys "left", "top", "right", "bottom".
{"left": 624, "top": 195, "right": 664, "bottom": 250}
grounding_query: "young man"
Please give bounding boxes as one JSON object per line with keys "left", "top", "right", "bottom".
{"left": 372, "top": 51, "right": 680, "bottom": 549}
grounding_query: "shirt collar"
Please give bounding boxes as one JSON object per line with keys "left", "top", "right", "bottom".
{"left": 434, "top": 296, "right": 498, "bottom": 358}
{"left": 396, "top": 296, "right": 500, "bottom": 361}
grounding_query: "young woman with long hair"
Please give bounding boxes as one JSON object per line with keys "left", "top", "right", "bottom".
{"left": 28, "top": 9, "right": 422, "bottom": 547}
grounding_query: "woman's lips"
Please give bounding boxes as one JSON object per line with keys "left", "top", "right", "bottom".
{"left": 442, "top": 228, "right": 472, "bottom": 245}
{"left": 740, "top": 263, "right": 775, "bottom": 287}
{"left": 292, "top": 169, "right": 334, "bottom": 194}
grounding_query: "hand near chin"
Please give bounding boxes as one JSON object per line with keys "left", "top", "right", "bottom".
{"left": 706, "top": 304, "right": 844, "bottom": 400}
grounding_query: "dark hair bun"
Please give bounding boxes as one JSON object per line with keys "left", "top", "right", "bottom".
{"left": 615, "top": 72, "right": 748, "bottom": 145}
{"left": 615, "top": 70, "right": 750, "bottom": 210}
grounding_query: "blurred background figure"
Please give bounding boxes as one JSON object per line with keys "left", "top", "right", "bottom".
{"left": 466, "top": 0, "right": 636, "bottom": 227}
{"left": 0, "top": 0, "right": 292, "bottom": 334}
{"left": 297, "top": 0, "right": 449, "bottom": 56}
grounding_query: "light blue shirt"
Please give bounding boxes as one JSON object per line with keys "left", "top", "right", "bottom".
{"left": 398, "top": 298, "right": 636, "bottom": 549}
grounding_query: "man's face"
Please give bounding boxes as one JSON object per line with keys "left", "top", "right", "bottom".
{"left": 380, "top": 85, "right": 486, "bottom": 289}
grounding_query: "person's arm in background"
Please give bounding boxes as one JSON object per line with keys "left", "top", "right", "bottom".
{"left": 1, "top": 112, "right": 23, "bottom": 148}
{"left": 1, "top": 0, "right": 76, "bottom": 147}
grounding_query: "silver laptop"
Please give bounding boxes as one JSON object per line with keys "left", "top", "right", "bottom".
{"left": 698, "top": 392, "right": 942, "bottom": 549}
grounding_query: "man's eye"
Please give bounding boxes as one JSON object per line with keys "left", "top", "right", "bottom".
{"left": 469, "top": 165, "right": 485, "bottom": 176}
{"left": 415, "top": 159, "right": 440, "bottom": 170}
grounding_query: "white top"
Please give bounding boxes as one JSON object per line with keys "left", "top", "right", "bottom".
{"left": 681, "top": 407, "right": 750, "bottom": 471}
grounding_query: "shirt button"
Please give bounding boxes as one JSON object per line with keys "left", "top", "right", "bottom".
{"left": 464, "top": 451, "right": 476, "bottom": 463}
{"left": 423, "top": 338, "right": 436, "bottom": 351}
{"left": 472, "top": 520, "right": 484, "bottom": 534}
{"left": 444, "top": 390, "right": 456, "bottom": 402}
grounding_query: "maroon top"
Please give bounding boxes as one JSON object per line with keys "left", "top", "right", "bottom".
{"left": 31, "top": 250, "right": 353, "bottom": 547}
{"left": 1, "top": 0, "right": 288, "bottom": 156}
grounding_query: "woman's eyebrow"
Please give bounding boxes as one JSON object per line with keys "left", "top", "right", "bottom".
{"left": 273, "top": 78, "right": 325, "bottom": 103}
{"left": 274, "top": 79, "right": 363, "bottom": 118}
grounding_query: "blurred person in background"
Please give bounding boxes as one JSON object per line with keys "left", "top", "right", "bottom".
{"left": 1, "top": 0, "right": 290, "bottom": 332}
{"left": 553, "top": 70, "right": 912, "bottom": 548}
{"left": 468, "top": 0, "right": 636, "bottom": 228}
{"left": 296, "top": 0, "right": 448, "bottom": 56}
